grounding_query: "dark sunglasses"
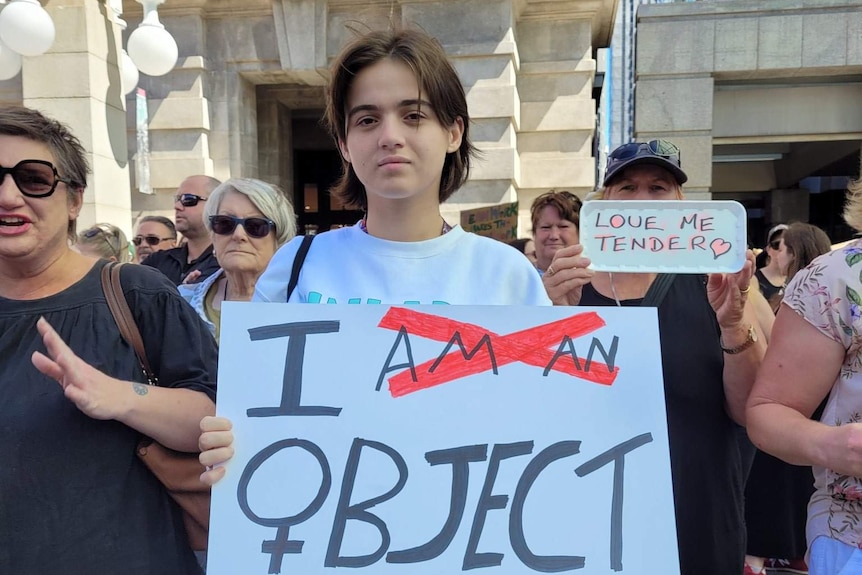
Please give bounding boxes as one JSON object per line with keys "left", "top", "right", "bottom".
{"left": 0, "top": 159, "right": 77, "bottom": 198}
{"left": 210, "top": 215, "right": 275, "bottom": 239}
{"left": 175, "top": 193, "right": 207, "bottom": 207}
{"left": 133, "top": 234, "right": 175, "bottom": 247}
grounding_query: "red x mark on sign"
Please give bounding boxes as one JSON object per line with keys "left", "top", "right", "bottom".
{"left": 378, "top": 307, "right": 619, "bottom": 397}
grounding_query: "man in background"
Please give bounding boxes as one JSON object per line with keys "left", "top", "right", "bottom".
{"left": 144, "top": 175, "right": 221, "bottom": 284}
{"left": 132, "top": 215, "right": 177, "bottom": 264}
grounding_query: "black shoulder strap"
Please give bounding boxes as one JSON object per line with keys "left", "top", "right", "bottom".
{"left": 287, "top": 234, "right": 315, "bottom": 301}
{"left": 641, "top": 273, "right": 676, "bottom": 308}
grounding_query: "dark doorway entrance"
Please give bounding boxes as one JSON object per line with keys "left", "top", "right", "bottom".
{"left": 293, "top": 149, "right": 363, "bottom": 234}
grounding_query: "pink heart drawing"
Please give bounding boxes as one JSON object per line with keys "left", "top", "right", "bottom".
{"left": 710, "top": 238, "right": 732, "bottom": 259}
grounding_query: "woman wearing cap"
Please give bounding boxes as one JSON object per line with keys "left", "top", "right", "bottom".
{"left": 543, "top": 140, "right": 765, "bottom": 575}
{"left": 529, "top": 190, "right": 582, "bottom": 275}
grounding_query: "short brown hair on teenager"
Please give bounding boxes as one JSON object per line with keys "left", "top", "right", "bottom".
{"left": 324, "top": 28, "right": 476, "bottom": 211}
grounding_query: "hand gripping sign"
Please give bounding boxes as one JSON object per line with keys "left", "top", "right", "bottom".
{"left": 579, "top": 200, "right": 748, "bottom": 273}
{"left": 208, "top": 304, "right": 680, "bottom": 575}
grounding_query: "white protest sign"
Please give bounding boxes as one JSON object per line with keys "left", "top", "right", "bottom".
{"left": 579, "top": 200, "right": 747, "bottom": 273}
{"left": 209, "top": 303, "right": 680, "bottom": 575}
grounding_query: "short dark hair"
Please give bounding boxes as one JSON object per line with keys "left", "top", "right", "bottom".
{"left": 0, "top": 105, "right": 89, "bottom": 239}
{"left": 324, "top": 28, "right": 476, "bottom": 211}
{"left": 782, "top": 222, "right": 832, "bottom": 280}
{"left": 138, "top": 215, "right": 176, "bottom": 237}
{"left": 530, "top": 190, "right": 582, "bottom": 233}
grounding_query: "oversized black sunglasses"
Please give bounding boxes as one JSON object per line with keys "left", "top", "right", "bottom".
{"left": 133, "top": 234, "right": 175, "bottom": 247}
{"left": 0, "top": 159, "right": 77, "bottom": 198}
{"left": 175, "top": 193, "right": 207, "bottom": 207}
{"left": 210, "top": 215, "right": 275, "bottom": 239}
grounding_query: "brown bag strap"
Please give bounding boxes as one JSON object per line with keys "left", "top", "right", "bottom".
{"left": 100, "top": 262, "right": 157, "bottom": 385}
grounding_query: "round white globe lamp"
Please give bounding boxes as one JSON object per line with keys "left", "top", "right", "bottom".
{"left": 127, "top": 0, "right": 177, "bottom": 77}
{"left": 121, "top": 50, "right": 139, "bottom": 95}
{"left": 0, "top": 0, "right": 56, "bottom": 57}
{"left": 0, "top": 40, "right": 22, "bottom": 80}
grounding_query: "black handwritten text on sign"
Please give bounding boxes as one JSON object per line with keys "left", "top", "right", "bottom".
{"left": 210, "top": 304, "right": 678, "bottom": 575}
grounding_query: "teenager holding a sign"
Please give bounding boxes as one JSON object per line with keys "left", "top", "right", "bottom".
{"left": 251, "top": 29, "right": 549, "bottom": 308}
{"left": 542, "top": 140, "right": 765, "bottom": 575}
{"left": 201, "top": 29, "right": 550, "bottom": 483}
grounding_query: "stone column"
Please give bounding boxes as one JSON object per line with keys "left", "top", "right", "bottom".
{"left": 126, "top": 12, "right": 216, "bottom": 200}
{"left": 25, "top": 0, "right": 132, "bottom": 236}
{"left": 634, "top": 11, "right": 716, "bottom": 199}
{"left": 516, "top": 18, "right": 598, "bottom": 233}
{"left": 400, "top": 0, "right": 521, "bottom": 226}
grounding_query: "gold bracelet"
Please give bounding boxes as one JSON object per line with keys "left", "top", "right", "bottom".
{"left": 720, "top": 324, "right": 757, "bottom": 354}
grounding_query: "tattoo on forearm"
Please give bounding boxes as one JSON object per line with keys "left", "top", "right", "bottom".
{"left": 132, "top": 382, "right": 149, "bottom": 396}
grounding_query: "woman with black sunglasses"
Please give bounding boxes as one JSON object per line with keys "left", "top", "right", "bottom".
{"left": 0, "top": 105, "right": 217, "bottom": 574}
{"left": 178, "top": 178, "right": 297, "bottom": 341}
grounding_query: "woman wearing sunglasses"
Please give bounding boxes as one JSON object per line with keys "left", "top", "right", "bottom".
{"left": 76, "top": 222, "right": 132, "bottom": 262}
{"left": 0, "top": 105, "right": 217, "bottom": 574}
{"left": 178, "top": 178, "right": 296, "bottom": 341}
{"left": 542, "top": 139, "right": 765, "bottom": 575}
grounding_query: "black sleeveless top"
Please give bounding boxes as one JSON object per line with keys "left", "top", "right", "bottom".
{"left": 580, "top": 275, "right": 744, "bottom": 575}
{"left": 755, "top": 268, "right": 784, "bottom": 307}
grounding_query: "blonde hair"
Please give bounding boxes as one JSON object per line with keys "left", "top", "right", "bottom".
{"left": 843, "top": 179, "right": 862, "bottom": 233}
{"left": 77, "top": 223, "right": 131, "bottom": 262}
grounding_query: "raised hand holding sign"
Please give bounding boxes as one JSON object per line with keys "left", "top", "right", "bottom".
{"left": 579, "top": 200, "right": 748, "bottom": 273}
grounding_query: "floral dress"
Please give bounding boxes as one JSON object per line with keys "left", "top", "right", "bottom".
{"left": 783, "top": 239, "right": 862, "bottom": 549}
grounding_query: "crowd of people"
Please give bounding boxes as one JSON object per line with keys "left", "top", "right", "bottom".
{"left": 1, "top": 24, "right": 859, "bottom": 575}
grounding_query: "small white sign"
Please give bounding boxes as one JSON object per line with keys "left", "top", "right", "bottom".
{"left": 208, "top": 303, "right": 680, "bottom": 575}
{"left": 579, "top": 200, "right": 747, "bottom": 273}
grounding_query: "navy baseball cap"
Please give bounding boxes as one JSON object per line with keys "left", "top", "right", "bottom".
{"left": 603, "top": 139, "right": 688, "bottom": 187}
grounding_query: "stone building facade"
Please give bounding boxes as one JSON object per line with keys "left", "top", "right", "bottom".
{"left": 634, "top": 0, "right": 862, "bottom": 242}
{"left": 0, "top": 0, "right": 618, "bottom": 238}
